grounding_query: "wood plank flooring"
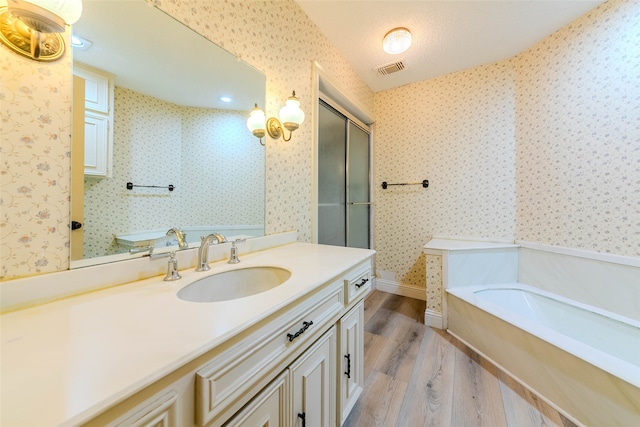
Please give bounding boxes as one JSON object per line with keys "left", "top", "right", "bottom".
{"left": 343, "top": 290, "right": 578, "bottom": 427}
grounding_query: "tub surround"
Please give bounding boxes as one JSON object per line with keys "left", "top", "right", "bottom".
{"left": 517, "top": 241, "right": 640, "bottom": 321}
{"left": 447, "top": 285, "right": 639, "bottom": 427}
{"left": 423, "top": 236, "right": 519, "bottom": 328}
{"left": 0, "top": 240, "right": 375, "bottom": 426}
{"left": 434, "top": 236, "right": 640, "bottom": 426}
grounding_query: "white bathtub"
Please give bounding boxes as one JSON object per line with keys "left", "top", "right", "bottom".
{"left": 447, "top": 283, "right": 640, "bottom": 427}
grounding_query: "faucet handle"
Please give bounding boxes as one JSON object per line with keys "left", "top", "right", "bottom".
{"left": 227, "top": 238, "right": 245, "bottom": 264}
{"left": 163, "top": 251, "right": 182, "bottom": 281}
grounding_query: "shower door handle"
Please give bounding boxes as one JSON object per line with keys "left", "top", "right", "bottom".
{"left": 348, "top": 202, "right": 372, "bottom": 205}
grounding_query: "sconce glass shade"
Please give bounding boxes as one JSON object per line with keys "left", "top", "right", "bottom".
{"left": 246, "top": 104, "right": 266, "bottom": 140}
{"left": 279, "top": 91, "right": 305, "bottom": 132}
{"left": 7, "top": 0, "right": 83, "bottom": 32}
{"left": 247, "top": 91, "right": 304, "bottom": 144}
{"left": 383, "top": 27, "right": 411, "bottom": 54}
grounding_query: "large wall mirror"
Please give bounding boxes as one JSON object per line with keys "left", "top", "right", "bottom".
{"left": 71, "top": 0, "right": 266, "bottom": 268}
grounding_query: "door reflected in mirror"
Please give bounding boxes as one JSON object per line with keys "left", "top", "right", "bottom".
{"left": 71, "top": 0, "right": 266, "bottom": 267}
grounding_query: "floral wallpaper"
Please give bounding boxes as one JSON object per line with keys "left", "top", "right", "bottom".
{"left": 1, "top": 0, "right": 637, "bottom": 286}
{"left": 82, "top": 86, "right": 264, "bottom": 259}
{"left": 373, "top": 60, "right": 517, "bottom": 289}
{"left": 0, "top": 26, "right": 73, "bottom": 279}
{"left": 0, "top": 0, "right": 373, "bottom": 280}
{"left": 373, "top": 0, "right": 639, "bottom": 293}
{"left": 425, "top": 254, "right": 442, "bottom": 313}
{"left": 514, "top": 0, "right": 640, "bottom": 256}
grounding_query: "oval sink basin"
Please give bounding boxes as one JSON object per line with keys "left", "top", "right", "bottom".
{"left": 177, "top": 267, "right": 291, "bottom": 302}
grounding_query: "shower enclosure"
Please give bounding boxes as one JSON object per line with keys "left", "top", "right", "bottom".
{"left": 317, "top": 99, "right": 372, "bottom": 249}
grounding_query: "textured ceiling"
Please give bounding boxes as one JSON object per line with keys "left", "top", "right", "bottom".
{"left": 296, "top": 0, "right": 606, "bottom": 92}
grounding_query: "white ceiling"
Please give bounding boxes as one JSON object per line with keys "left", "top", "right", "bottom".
{"left": 296, "top": 0, "right": 606, "bottom": 92}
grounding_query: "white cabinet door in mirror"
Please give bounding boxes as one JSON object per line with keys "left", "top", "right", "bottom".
{"left": 74, "top": 63, "right": 114, "bottom": 178}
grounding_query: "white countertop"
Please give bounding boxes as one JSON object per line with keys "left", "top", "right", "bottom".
{"left": 0, "top": 242, "right": 374, "bottom": 426}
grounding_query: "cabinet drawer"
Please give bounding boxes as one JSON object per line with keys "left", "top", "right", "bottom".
{"left": 223, "top": 370, "right": 288, "bottom": 427}
{"left": 196, "top": 286, "right": 343, "bottom": 426}
{"left": 344, "top": 262, "right": 372, "bottom": 305}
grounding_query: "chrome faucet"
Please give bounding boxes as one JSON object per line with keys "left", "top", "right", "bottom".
{"left": 196, "top": 233, "right": 227, "bottom": 271}
{"left": 166, "top": 227, "right": 188, "bottom": 249}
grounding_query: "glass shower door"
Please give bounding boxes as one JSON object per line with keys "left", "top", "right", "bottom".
{"left": 318, "top": 102, "right": 346, "bottom": 246}
{"left": 317, "top": 100, "right": 371, "bottom": 249}
{"left": 347, "top": 122, "right": 370, "bottom": 249}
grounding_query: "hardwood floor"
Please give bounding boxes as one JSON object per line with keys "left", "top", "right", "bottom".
{"left": 343, "top": 291, "right": 578, "bottom": 427}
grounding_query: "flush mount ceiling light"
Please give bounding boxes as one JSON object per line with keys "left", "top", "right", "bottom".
{"left": 0, "top": 0, "right": 83, "bottom": 61}
{"left": 247, "top": 91, "right": 305, "bottom": 146}
{"left": 382, "top": 27, "right": 412, "bottom": 54}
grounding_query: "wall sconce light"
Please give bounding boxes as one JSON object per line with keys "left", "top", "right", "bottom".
{"left": 0, "top": 0, "right": 83, "bottom": 61}
{"left": 247, "top": 91, "right": 305, "bottom": 145}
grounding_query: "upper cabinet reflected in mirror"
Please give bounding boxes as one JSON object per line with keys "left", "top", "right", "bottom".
{"left": 71, "top": 0, "right": 266, "bottom": 268}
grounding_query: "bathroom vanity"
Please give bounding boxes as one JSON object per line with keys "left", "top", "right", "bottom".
{"left": 0, "top": 239, "right": 374, "bottom": 426}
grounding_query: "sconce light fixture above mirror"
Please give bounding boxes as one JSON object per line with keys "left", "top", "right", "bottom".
{"left": 247, "top": 91, "right": 305, "bottom": 145}
{"left": 0, "top": 0, "right": 82, "bottom": 61}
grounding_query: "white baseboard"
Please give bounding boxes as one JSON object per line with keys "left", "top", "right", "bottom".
{"left": 425, "top": 309, "right": 443, "bottom": 329}
{"left": 374, "top": 278, "right": 426, "bottom": 301}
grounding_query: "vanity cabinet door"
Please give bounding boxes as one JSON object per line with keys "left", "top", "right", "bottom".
{"left": 224, "top": 371, "right": 289, "bottom": 427}
{"left": 338, "top": 301, "right": 364, "bottom": 425}
{"left": 290, "top": 327, "right": 336, "bottom": 427}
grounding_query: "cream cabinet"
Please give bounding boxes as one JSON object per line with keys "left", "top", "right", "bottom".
{"left": 338, "top": 301, "right": 364, "bottom": 425}
{"left": 83, "top": 257, "right": 373, "bottom": 427}
{"left": 224, "top": 371, "right": 289, "bottom": 427}
{"left": 290, "top": 327, "right": 336, "bottom": 427}
{"left": 73, "top": 63, "right": 114, "bottom": 178}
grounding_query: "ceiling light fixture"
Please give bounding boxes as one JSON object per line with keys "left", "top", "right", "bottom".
{"left": 0, "top": 0, "right": 83, "bottom": 61}
{"left": 382, "top": 27, "right": 411, "bottom": 54}
{"left": 71, "top": 33, "right": 92, "bottom": 50}
{"left": 247, "top": 91, "right": 305, "bottom": 146}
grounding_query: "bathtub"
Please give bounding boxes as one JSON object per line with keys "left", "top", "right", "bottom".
{"left": 447, "top": 283, "right": 640, "bottom": 426}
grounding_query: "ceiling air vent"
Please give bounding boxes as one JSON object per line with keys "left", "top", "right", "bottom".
{"left": 376, "top": 60, "right": 405, "bottom": 76}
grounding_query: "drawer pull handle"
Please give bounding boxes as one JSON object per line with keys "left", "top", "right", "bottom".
{"left": 344, "top": 353, "right": 351, "bottom": 378}
{"left": 298, "top": 412, "right": 306, "bottom": 427}
{"left": 355, "top": 278, "right": 369, "bottom": 288}
{"left": 287, "top": 321, "right": 313, "bottom": 342}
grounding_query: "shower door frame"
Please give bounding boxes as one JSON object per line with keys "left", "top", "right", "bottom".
{"left": 310, "top": 61, "right": 375, "bottom": 249}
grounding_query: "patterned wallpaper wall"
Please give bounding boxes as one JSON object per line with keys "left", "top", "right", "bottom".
{"left": 152, "top": 0, "right": 375, "bottom": 243}
{"left": 0, "top": 26, "right": 73, "bottom": 279}
{"left": 2, "top": 0, "right": 636, "bottom": 283}
{"left": 374, "top": 0, "right": 639, "bottom": 293}
{"left": 514, "top": 0, "right": 640, "bottom": 257}
{"left": 0, "top": 0, "right": 373, "bottom": 279}
{"left": 374, "top": 61, "right": 517, "bottom": 288}
{"left": 82, "top": 87, "right": 264, "bottom": 259}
